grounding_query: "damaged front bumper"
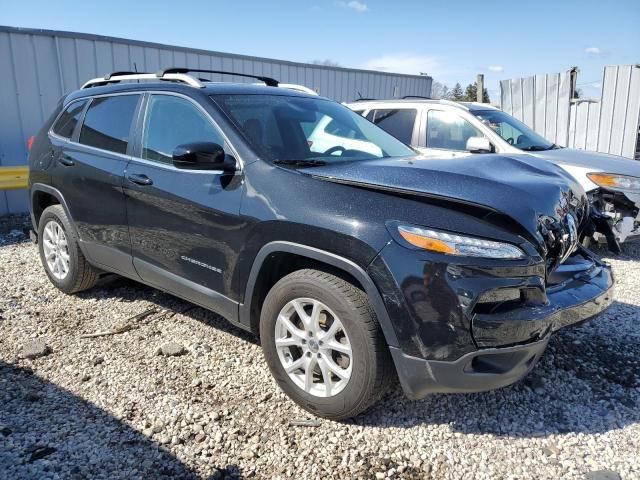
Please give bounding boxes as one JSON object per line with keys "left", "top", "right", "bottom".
{"left": 372, "top": 243, "right": 614, "bottom": 400}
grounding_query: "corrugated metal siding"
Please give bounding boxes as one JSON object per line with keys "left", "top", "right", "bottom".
{"left": 500, "top": 65, "right": 640, "bottom": 163}
{"left": 0, "top": 26, "right": 432, "bottom": 214}
{"left": 500, "top": 71, "right": 571, "bottom": 146}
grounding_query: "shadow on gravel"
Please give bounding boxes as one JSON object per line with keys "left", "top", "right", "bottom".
{"left": 355, "top": 299, "right": 640, "bottom": 438}
{"left": 81, "top": 275, "right": 259, "bottom": 346}
{"left": 0, "top": 361, "right": 243, "bottom": 480}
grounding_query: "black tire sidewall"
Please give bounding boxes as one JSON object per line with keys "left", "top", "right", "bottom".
{"left": 38, "top": 206, "right": 83, "bottom": 293}
{"left": 260, "top": 274, "right": 378, "bottom": 418}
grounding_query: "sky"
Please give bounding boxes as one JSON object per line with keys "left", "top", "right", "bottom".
{"left": 3, "top": 0, "right": 639, "bottom": 101}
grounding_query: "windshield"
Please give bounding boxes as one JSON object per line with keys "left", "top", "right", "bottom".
{"left": 212, "top": 94, "right": 415, "bottom": 165}
{"left": 472, "top": 109, "right": 557, "bottom": 151}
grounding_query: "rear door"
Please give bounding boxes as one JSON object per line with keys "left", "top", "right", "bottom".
{"left": 123, "top": 92, "right": 244, "bottom": 319}
{"left": 52, "top": 93, "right": 141, "bottom": 277}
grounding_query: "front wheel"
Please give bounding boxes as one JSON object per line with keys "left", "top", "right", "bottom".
{"left": 260, "top": 269, "right": 394, "bottom": 419}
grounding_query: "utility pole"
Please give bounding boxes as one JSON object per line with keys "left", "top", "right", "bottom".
{"left": 476, "top": 74, "right": 485, "bottom": 103}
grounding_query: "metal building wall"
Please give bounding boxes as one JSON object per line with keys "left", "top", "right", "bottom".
{"left": 0, "top": 26, "right": 432, "bottom": 215}
{"left": 500, "top": 65, "right": 640, "bottom": 162}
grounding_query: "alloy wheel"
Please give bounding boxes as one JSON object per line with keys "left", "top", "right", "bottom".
{"left": 274, "top": 298, "right": 353, "bottom": 397}
{"left": 42, "top": 220, "right": 70, "bottom": 280}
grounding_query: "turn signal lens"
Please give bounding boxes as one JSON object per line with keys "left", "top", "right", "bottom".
{"left": 587, "top": 173, "right": 640, "bottom": 192}
{"left": 397, "top": 225, "right": 525, "bottom": 259}
{"left": 27, "top": 135, "right": 35, "bottom": 151}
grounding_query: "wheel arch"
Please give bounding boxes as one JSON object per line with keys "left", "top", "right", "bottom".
{"left": 30, "top": 184, "right": 77, "bottom": 234}
{"left": 239, "top": 241, "right": 399, "bottom": 348}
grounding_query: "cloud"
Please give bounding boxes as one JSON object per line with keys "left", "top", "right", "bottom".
{"left": 584, "top": 47, "right": 602, "bottom": 56}
{"left": 336, "top": 1, "right": 368, "bottom": 13}
{"left": 361, "top": 54, "right": 440, "bottom": 75}
{"left": 487, "top": 65, "right": 504, "bottom": 73}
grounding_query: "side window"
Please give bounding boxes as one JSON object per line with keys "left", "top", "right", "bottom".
{"left": 142, "top": 95, "right": 225, "bottom": 164}
{"left": 371, "top": 109, "right": 417, "bottom": 144}
{"left": 79, "top": 95, "right": 139, "bottom": 154}
{"left": 426, "top": 110, "right": 483, "bottom": 151}
{"left": 324, "top": 118, "right": 366, "bottom": 140}
{"left": 52, "top": 100, "right": 87, "bottom": 139}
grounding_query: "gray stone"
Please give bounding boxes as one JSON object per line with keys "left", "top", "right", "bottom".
{"left": 21, "top": 340, "right": 50, "bottom": 359}
{"left": 585, "top": 471, "right": 621, "bottom": 480}
{"left": 159, "top": 342, "right": 187, "bottom": 357}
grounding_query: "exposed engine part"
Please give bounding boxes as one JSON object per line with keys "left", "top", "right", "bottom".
{"left": 584, "top": 189, "right": 639, "bottom": 252}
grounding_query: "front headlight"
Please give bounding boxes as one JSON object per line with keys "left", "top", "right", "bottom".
{"left": 587, "top": 173, "right": 640, "bottom": 193}
{"left": 396, "top": 225, "right": 525, "bottom": 259}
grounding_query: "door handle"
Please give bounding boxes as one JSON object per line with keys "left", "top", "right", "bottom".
{"left": 127, "top": 173, "right": 153, "bottom": 186}
{"left": 58, "top": 155, "right": 75, "bottom": 167}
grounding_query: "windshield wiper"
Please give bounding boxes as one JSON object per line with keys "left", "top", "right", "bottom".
{"left": 273, "top": 159, "right": 327, "bottom": 167}
{"left": 520, "top": 145, "right": 555, "bottom": 152}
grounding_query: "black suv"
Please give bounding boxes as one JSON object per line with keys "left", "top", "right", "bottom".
{"left": 28, "top": 69, "right": 614, "bottom": 419}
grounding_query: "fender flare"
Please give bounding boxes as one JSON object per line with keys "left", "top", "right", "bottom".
{"left": 30, "top": 183, "right": 79, "bottom": 236}
{"left": 239, "top": 241, "right": 399, "bottom": 347}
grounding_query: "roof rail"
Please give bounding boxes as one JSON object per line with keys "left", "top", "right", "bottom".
{"left": 159, "top": 68, "right": 279, "bottom": 87}
{"left": 82, "top": 67, "right": 282, "bottom": 90}
{"left": 436, "top": 99, "right": 469, "bottom": 110}
{"left": 104, "top": 71, "right": 142, "bottom": 80}
{"left": 81, "top": 72, "right": 203, "bottom": 89}
{"left": 402, "top": 95, "right": 431, "bottom": 99}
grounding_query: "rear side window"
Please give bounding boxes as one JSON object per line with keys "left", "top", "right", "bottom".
{"left": 79, "top": 95, "right": 139, "bottom": 154}
{"left": 142, "top": 95, "right": 225, "bottom": 164}
{"left": 52, "top": 100, "right": 86, "bottom": 139}
{"left": 370, "top": 109, "right": 416, "bottom": 144}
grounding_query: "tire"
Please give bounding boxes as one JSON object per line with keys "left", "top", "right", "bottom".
{"left": 38, "top": 205, "right": 99, "bottom": 294}
{"left": 260, "top": 269, "right": 394, "bottom": 420}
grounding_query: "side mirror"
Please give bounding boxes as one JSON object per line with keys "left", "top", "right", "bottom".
{"left": 466, "top": 136, "right": 493, "bottom": 153}
{"left": 172, "top": 142, "right": 237, "bottom": 171}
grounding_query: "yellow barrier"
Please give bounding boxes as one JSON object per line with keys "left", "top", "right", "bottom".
{"left": 0, "top": 166, "right": 29, "bottom": 190}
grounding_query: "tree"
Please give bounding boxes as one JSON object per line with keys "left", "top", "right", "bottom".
{"left": 450, "top": 83, "right": 464, "bottom": 101}
{"left": 430, "top": 81, "right": 451, "bottom": 99}
{"left": 462, "top": 82, "right": 490, "bottom": 102}
{"left": 312, "top": 59, "right": 341, "bottom": 67}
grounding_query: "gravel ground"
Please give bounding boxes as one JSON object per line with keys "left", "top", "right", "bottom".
{"left": 0, "top": 223, "right": 639, "bottom": 480}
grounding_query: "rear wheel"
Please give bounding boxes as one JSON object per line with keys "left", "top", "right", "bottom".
{"left": 260, "top": 269, "right": 394, "bottom": 419}
{"left": 38, "top": 205, "right": 99, "bottom": 294}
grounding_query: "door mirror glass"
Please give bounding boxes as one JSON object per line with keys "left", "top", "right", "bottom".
{"left": 172, "top": 142, "right": 235, "bottom": 171}
{"left": 466, "top": 136, "right": 492, "bottom": 153}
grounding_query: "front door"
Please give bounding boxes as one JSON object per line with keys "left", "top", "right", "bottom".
{"left": 124, "top": 93, "right": 244, "bottom": 320}
{"left": 416, "top": 109, "right": 484, "bottom": 158}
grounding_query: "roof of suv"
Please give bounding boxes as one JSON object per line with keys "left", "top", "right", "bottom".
{"left": 64, "top": 68, "right": 324, "bottom": 105}
{"left": 66, "top": 81, "right": 319, "bottom": 104}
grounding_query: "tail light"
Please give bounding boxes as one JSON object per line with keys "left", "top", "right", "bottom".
{"left": 27, "top": 135, "right": 35, "bottom": 151}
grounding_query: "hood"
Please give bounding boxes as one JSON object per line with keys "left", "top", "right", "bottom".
{"left": 303, "top": 154, "right": 588, "bottom": 256}
{"left": 530, "top": 148, "right": 640, "bottom": 178}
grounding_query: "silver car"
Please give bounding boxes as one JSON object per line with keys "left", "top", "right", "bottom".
{"left": 346, "top": 98, "right": 640, "bottom": 249}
